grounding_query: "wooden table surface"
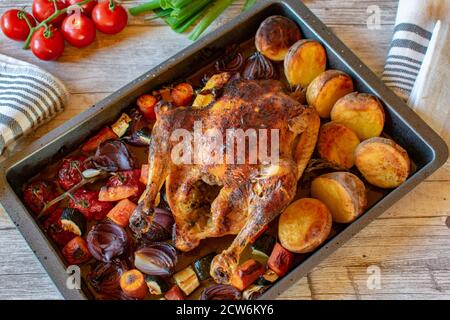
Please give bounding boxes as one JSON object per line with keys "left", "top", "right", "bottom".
{"left": 1, "top": 0, "right": 449, "bottom": 300}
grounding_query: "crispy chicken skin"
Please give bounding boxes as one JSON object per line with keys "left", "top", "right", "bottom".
{"left": 130, "top": 73, "right": 320, "bottom": 284}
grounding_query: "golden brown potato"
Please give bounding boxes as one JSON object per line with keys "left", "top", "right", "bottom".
{"left": 278, "top": 198, "right": 332, "bottom": 253}
{"left": 318, "top": 122, "right": 360, "bottom": 169}
{"left": 306, "top": 70, "right": 354, "bottom": 118}
{"left": 255, "top": 15, "right": 302, "bottom": 61}
{"left": 311, "top": 172, "right": 367, "bottom": 223}
{"left": 284, "top": 40, "right": 327, "bottom": 88}
{"left": 355, "top": 137, "right": 410, "bottom": 188}
{"left": 330, "top": 92, "right": 385, "bottom": 140}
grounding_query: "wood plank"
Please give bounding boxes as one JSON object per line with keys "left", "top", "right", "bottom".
{"left": 0, "top": 274, "right": 61, "bottom": 300}
{"left": 0, "top": 0, "right": 399, "bottom": 26}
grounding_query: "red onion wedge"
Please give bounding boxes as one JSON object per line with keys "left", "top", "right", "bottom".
{"left": 134, "top": 243, "right": 177, "bottom": 277}
{"left": 87, "top": 221, "right": 128, "bottom": 262}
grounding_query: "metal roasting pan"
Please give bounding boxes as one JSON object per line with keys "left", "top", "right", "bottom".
{"left": 0, "top": 0, "right": 448, "bottom": 300}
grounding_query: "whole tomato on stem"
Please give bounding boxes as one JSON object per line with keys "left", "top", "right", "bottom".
{"left": 92, "top": 0, "right": 128, "bottom": 35}
{"left": 30, "top": 25, "right": 65, "bottom": 61}
{"left": 61, "top": 12, "right": 96, "bottom": 48}
{"left": 32, "top": 0, "right": 68, "bottom": 26}
{"left": 0, "top": 9, "right": 36, "bottom": 41}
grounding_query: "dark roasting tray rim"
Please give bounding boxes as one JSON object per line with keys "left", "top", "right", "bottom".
{"left": 0, "top": 0, "right": 448, "bottom": 300}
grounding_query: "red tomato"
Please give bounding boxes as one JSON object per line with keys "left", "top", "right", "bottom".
{"left": 23, "top": 180, "right": 60, "bottom": 215}
{"left": 57, "top": 156, "right": 88, "bottom": 190}
{"left": 69, "top": 188, "right": 114, "bottom": 221}
{"left": 30, "top": 26, "right": 65, "bottom": 61}
{"left": 32, "top": 0, "right": 68, "bottom": 26}
{"left": 106, "top": 170, "right": 144, "bottom": 202}
{"left": 0, "top": 9, "right": 36, "bottom": 41}
{"left": 107, "top": 170, "right": 142, "bottom": 188}
{"left": 61, "top": 13, "right": 96, "bottom": 48}
{"left": 66, "top": 0, "right": 98, "bottom": 17}
{"left": 91, "top": 0, "right": 128, "bottom": 35}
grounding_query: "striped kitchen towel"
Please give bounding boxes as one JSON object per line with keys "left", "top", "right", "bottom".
{"left": 0, "top": 54, "right": 69, "bottom": 156}
{"left": 382, "top": 0, "right": 450, "bottom": 101}
{"left": 384, "top": 0, "right": 450, "bottom": 156}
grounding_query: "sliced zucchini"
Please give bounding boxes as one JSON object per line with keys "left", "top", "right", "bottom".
{"left": 173, "top": 265, "right": 200, "bottom": 296}
{"left": 256, "top": 269, "right": 279, "bottom": 286}
{"left": 251, "top": 234, "right": 276, "bottom": 261}
{"left": 61, "top": 208, "right": 86, "bottom": 236}
{"left": 193, "top": 253, "right": 215, "bottom": 281}
{"left": 145, "top": 275, "right": 169, "bottom": 295}
{"left": 111, "top": 113, "right": 132, "bottom": 138}
{"left": 243, "top": 284, "right": 269, "bottom": 300}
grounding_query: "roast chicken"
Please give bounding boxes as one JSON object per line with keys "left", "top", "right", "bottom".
{"left": 130, "top": 72, "right": 320, "bottom": 284}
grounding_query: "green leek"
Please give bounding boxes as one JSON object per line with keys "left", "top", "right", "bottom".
{"left": 189, "top": 0, "right": 235, "bottom": 41}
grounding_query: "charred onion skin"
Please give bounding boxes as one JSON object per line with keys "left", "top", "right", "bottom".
{"left": 92, "top": 140, "right": 134, "bottom": 172}
{"left": 255, "top": 15, "right": 302, "bottom": 61}
{"left": 88, "top": 259, "right": 128, "bottom": 296}
{"left": 215, "top": 45, "right": 245, "bottom": 73}
{"left": 201, "top": 284, "right": 242, "bottom": 300}
{"left": 144, "top": 208, "right": 175, "bottom": 242}
{"left": 243, "top": 52, "right": 277, "bottom": 80}
{"left": 87, "top": 221, "right": 129, "bottom": 262}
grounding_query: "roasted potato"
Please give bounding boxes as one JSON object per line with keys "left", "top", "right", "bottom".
{"left": 355, "top": 137, "right": 410, "bottom": 188}
{"left": 278, "top": 198, "right": 332, "bottom": 253}
{"left": 255, "top": 15, "right": 302, "bottom": 61}
{"left": 306, "top": 70, "right": 354, "bottom": 118}
{"left": 311, "top": 172, "right": 367, "bottom": 223}
{"left": 284, "top": 40, "right": 327, "bottom": 88}
{"left": 330, "top": 92, "right": 385, "bottom": 140}
{"left": 318, "top": 122, "right": 360, "bottom": 169}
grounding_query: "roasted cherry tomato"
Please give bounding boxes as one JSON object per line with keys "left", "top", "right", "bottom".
{"left": 91, "top": 0, "right": 128, "bottom": 35}
{"left": 61, "top": 13, "right": 96, "bottom": 48}
{"left": 32, "top": 0, "right": 68, "bottom": 25}
{"left": 0, "top": 9, "right": 36, "bottom": 41}
{"left": 57, "top": 156, "right": 88, "bottom": 190}
{"left": 23, "top": 180, "right": 59, "bottom": 215}
{"left": 43, "top": 208, "right": 77, "bottom": 247}
{"left": 69, "top": 188, "right": 114, "bottom": 221}
{"left": 66, "top": 0, "right": 98, "bottom": 16}
{"left": 171, "top": 83, "right": 194, "bottom": 107}
{"left": 30, "top": 25, "right": 65, "bottom": 61}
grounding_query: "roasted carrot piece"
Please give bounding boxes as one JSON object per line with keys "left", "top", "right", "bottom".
{"left": 231, "top": 259, "right": 265, "bottom": 291}
{"left": 62, "top": 236, "right": 91, "bottom": 265}
{"left": 107, "top": 199, "right": 137, "bottom": 227}
{"left": 164, "top": 285, "right": 185, "bottom": 300}
{"left": 120, "top": 269, "right": 148, "bottom": 299}
{"left": 98, "top": 185, "right": 140, "bottom": 202}
{"left": 140, "top": 164, "right": 149, "bottom": 185}
{"left": 137, "top": 94, "right": 158, "bottom": 121}
{"left": 81, "top": 127, "right": 118, "bottom": 153}
{"left": 171, "top": 83, "right": 194, "bottom": 107}
{"left": 267, "top": 243, "right": 295, "bottom": 277}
